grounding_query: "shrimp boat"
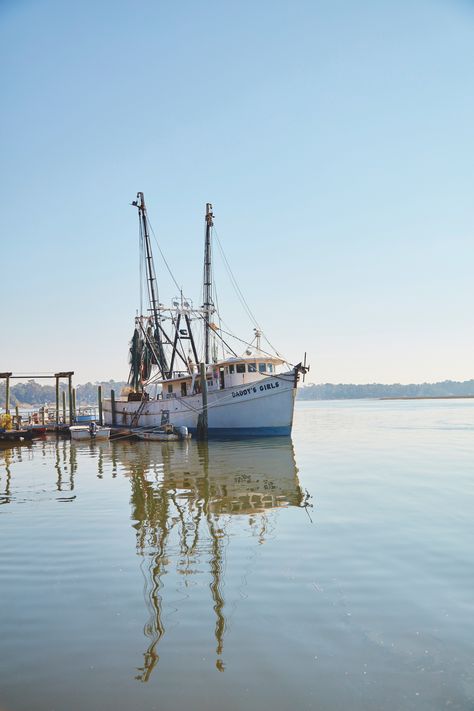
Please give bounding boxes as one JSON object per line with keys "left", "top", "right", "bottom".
{"left": 103, "top": 194, "right": 308, "bottom": 437}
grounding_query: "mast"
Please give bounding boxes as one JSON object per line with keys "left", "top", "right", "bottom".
{"left": 133, "top": 192, "right": 169, "bottom": 378}
{"left": 203, "top": 203, "right": 214, "bottom": 365}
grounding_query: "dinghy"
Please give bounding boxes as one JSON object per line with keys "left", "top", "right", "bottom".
{"left": 70, "top": 425, "right": 111, "bottom": 441}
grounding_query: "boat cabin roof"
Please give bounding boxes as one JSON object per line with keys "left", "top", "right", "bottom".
{"left": 157, "top": 373, "right": 193, "bottom": 385}
{"left": 155, "top": 353, "right": 284, "bottom": 386}
{"left": 216, "top": 354, "right": 284, "bottom": 368}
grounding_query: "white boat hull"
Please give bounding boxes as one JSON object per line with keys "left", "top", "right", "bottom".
{"left": 70, "top": 426, "right": 111, "bottom": 441}
{"left": 103, "top": 370, "right": 297, "bottom": 437}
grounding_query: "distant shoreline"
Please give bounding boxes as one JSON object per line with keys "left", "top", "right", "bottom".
{"left": 298, "top": 379, "right": 474, "bottom": 401}
{"left": 3, "top": 379, "right": 474, "bottom": 409}
{"left": 380, "top": 395, "right": 474, "bottom": 401}
{"left": 297, "top": 395, "right": 474, "bottom": 402}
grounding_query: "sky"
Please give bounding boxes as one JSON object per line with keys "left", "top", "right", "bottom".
{"left": 1, "top": 0, "right": 473, "bottom": 385}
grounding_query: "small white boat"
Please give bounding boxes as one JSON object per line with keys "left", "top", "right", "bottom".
{"left": 70, "top": 425, "right": 111, "bottom": 441}
{"left": 134, "top": 425, "right": 191, "bottom": 442}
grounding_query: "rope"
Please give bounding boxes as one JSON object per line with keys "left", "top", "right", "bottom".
{"left": 191, "top": 310, "right": 238, "bottom": 359}
{"left": 214, "top": 325, "right": 294, "bottom": 368}
{"left": 212, "top": 268, "right": 225, "bottom": 361}
{"left": 139, "top": 214, "right": 144, "bottom": 315}
{"left": 147, "top": 216, "right": 182, "bottom": 294}
{"left": 212, "top": 227, "right": 283, "bottom": 358}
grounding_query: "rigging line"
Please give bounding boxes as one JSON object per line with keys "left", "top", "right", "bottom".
{"left": 187, "top": 309, "right": 241, "bottom": 358}
{"left": 142, "top": 371, "right": 164, "bottom": 386}
{"left": 189, "top": 311, "right": 238, "bottom": 358}
{"left": 226, "top": 322, "right": 288, "bottom": 363}
{"left": 214, "top": 325, "right": 292, "bottom": 366}
{"left": 213, "top": 228, "right": 258, "bottom": 328}
{"left": 212, "top": 227, "right": 283, "bottom": 357}
{"left": 213, "top": 227, "right": 270, "bottom": 346}
{"left": 139, "top": 203, "right": 162, "bottom": 316}
{"left": 146, "top": 216, "right": 182, "bottom": 294}
{"left": 139, "top": 214, "right": 144, "bottom": 316}
{"left": 212, "top": 327, "right": 238, "bottom": 359}
{"left": 212, "top": 271, "right": 225, "bottom": 361}
{"left": 211, "top": 311, "right": 249, "bottom": 354}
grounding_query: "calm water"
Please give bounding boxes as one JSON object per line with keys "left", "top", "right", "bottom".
{"left": 1, "top": 400, "right": 473, "bottom": 711}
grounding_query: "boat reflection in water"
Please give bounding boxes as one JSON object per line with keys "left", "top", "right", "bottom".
{"left": 0, "top": 436, "right": 310, "bottom": 682}
{"left": 0, "top": 438, "right": 77, "bottom": 504}
{"left": 112, "top": 437, "right": 310, "bottom": 682}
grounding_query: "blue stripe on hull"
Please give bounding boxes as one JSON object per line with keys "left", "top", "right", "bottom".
{"left": 189, "top": 425, "right": 292, "bottom": 438}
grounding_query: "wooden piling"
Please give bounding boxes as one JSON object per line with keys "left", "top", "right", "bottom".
{"left": 5, "top": 374, "right": 11, "bottom": 415}
{"left": 197, "top": 363, "right": 208, "bottom": 440}
{"left": 55, "top": 376, "right": 60, "bottom": 425}
{"left": 68, "top": 374, "right": 73, "bottom": 425}
{"left": 111, "top": 389, "right": 116, "bottom": 426}
{"left": 98, "top": 385, "right": 103, "bottom": 426}
{"left": 15, "top": 404, "right": 19, "bottom": 429}
{"left": 72, "top": 388, "right": 76, "bottom": 422}
{"left": 54, "top": 371, "right": 74, "bottom": 427}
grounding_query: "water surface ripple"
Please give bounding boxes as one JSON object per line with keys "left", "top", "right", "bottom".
{"left": 1, "top": 400, "right": 473, "bottom": 710}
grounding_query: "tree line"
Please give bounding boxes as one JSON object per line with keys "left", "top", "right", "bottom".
{"left": 2, "top": 378, "right": 474, "bottom": 408}
{"left": 297, "top": 380, "right": 474, "bottom": 400}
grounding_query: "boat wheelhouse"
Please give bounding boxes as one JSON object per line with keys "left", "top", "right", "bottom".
{"left": 161, "top": 354, "right": 284, "bottom": 399}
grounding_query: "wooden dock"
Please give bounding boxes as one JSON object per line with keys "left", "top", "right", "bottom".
{"left": 0, "top": 429, "right": 36, "bottom": 443}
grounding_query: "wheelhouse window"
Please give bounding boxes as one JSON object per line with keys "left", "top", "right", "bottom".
{"left": 225, "top": 366, "right": 229, "bottom": 374}
{"left": 236, "top": 364, "right": 245, "bottom": 374}
{"left": 181, "top": 382, "right": 187, "bottom": 397}
{"left": 267, "top": 363, "right": 274, "bottom": 373}
{"left": 167, "top": 384, "right": 173, "bottom": 393}
{"left": 248, "top": 363, "right": 257, "bottom": 372}
{"left": 229, "top": 364, "right": 235, "bottom": 374}
{"left": 258, "top": 363, "right": 267, "bottom": 373}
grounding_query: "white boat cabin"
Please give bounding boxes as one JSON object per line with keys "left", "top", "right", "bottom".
{"left": 160, "top": 354, "right": 284, "bottom": 399}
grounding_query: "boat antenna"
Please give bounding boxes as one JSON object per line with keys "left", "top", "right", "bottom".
{"left": 132, "top": 192, "right": 169, "bottom": 378}
{"left": 254, "top": 328, "right": 262, "bottom": 352}
{"left": 203, "top": 203, "right": 214, "bottom": 365}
